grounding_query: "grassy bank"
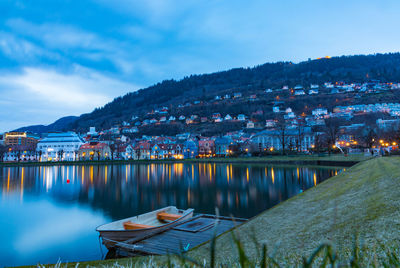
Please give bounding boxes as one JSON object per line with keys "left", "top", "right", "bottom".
{"left": 1, "top": 154, "right": 370, "bottom": 168}
{"left": 188, "top": 156, "right": 400, "bottom": 265}
{"left": 32, "top": 156, "right": 400, "bottom": 267}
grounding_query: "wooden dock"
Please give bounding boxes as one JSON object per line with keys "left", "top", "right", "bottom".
{"left": 114, "top": 214, "right": 247, "bottom": 256}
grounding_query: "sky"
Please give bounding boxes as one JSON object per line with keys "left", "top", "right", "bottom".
{"left": 1, "top": 0, "right": 400, "bottom": 132}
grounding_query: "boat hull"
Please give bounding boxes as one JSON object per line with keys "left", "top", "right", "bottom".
{"left": 98, "top": 209, "right": 193, "bottom": 249}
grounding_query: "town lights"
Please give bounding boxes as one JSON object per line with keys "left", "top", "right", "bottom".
{"left": 269, "top": 147, "right": 274, "bottom": 151}
{"left": 332, "top": 145, "right": 336, "bottom": 149}
{"left": 393, "top": 142, "right": 397, "bottom": 146}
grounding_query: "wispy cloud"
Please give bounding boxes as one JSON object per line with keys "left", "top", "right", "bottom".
{"left": 0, "top": 66, "right": 138, "bottom": 132}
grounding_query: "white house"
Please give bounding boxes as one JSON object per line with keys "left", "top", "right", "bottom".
{"left": 237, "top": 114, "right": 246, "bottom": 121}
{"left": 312, "top": 108, "right": 328, "bottom": 117}
{"left": 246, "top": 121, "right": 255, "bottom": 128}
{"left": 37, "top": 132, "right": 84, "bottom": 161}
{"left": 294, "top": 90, "right": 306, "bottom": 95}
{"left": 224, "top": 114, "right": 232, "bottom": 120}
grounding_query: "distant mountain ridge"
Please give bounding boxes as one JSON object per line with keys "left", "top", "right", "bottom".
{"left": 14, "top": 116, "right": 78, "bottom": 134}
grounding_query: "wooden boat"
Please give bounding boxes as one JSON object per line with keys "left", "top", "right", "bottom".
{"left": 96, "top": 206, "right": 194, "bottom": 249}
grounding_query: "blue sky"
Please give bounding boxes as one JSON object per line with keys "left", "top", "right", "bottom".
{"left": 1, "top": 0, "right": 400, "bottom": 132}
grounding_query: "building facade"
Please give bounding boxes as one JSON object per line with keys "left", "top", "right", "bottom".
{"left": 78, "top": 142, "right": 111, "bottom": 160}
{"left": 37, "top": 132, "right": 84, "bottom": 161}
{"left": 251, "top": 127, "right": 315, "bottom": 152}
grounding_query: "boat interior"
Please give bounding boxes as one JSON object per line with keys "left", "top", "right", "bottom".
{"left": 97, "top": 206, "right": 192, "bottom": 231}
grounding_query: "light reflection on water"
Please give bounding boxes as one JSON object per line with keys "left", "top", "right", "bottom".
{"left": 0, "top": 163, "right": 341, "bottom": 267}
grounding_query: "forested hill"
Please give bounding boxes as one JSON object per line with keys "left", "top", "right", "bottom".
{"left": 71, "top": 53, "right": 400, "bottom": 131}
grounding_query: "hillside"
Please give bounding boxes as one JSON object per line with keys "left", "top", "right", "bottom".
{"left": 70, "top": 53, "right": 400, "bottom": 133}
{"left": 14, "top": 116, "right": 78, "bottom": 134}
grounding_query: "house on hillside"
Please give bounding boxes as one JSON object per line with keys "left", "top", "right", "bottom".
{"left": 237, "top": 114, "right": 246, "bottom": 121}
{"left": 246, "top": 121, "right": 255, "bottom": 129}
{"left": 294, "top": 85, "right": 305, "bottom": 95}
{"left": 265, "top": 120, "right": 276, "bottom": 128}
{"left": 312, "top": 108, "right": 328, "bottom": 117}
{"left": 132, "top": 141, "right": 151, "bottom": 160}
{"left": 122, "top": 127, "right": 139, "bottom": 134}
{"left": 234, "top": 92, "right": 242, "bottom": 98}
{"left": 215, "top": 137, "right": 234, "bottom": 157}
{"left": 224, "top": 114, "right": 232, "bottom": 121}
{"left": 183, "top": 140, "right": 198, "bottom": 159}
{"left": 198, "top": 139, "right": 215, "bottom": 157}
{"left": 212, "top": 113, "right": 221, "bottom": 119}
{"left": 78, "top": 142, "right": 111, "bottom": 160}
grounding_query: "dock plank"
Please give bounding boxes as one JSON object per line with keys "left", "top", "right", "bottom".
{"left": 114, "top": 214, "right": 246, "bottom": 257}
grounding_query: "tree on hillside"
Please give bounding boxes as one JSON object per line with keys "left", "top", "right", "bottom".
{"left": 325, "top": 118, "right": 342, "bottom": 155}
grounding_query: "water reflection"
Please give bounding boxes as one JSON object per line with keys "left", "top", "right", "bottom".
{"left": 0, "top": 163, "right": 340, "bottom": 267}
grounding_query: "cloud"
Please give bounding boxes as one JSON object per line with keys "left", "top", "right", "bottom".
{"left": 4, "top": 18, "right": 138, "bottom": 75}
{"left": 6, "top": 18, "right": 105, "bottom": 51}
{"left": 0, "top": 31, "right": 59, "bottom": 61}
{"left": 0, "top": 66, "right": 138, "bottom": 132}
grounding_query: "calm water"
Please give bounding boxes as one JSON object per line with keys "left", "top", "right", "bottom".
{"left": 0, "top": 163, "right": 341, "bottom": 266}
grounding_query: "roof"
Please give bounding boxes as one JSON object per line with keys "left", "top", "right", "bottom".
{"left": 39, "top": 132, "right": 84, "bottom": 144}
{"left": 80, "top": 142, "right": 109, "bottom": 150}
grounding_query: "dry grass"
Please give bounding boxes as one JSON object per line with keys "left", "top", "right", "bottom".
{"left": 188, "top": 157, "right": 400, "bottom": 265}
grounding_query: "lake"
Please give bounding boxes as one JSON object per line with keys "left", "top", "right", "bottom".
{"left": 0, "top": 163, "right": 341, "bottom": 266}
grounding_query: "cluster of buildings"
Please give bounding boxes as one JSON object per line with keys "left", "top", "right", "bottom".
{"left": 3, "top": 81, "right": 400, "bottom": 162}
{"left": 1, "top": 124, "right": 321, "bottom": 162}
{"left": 119, "top": 81, "right": 400, "bottom": 133}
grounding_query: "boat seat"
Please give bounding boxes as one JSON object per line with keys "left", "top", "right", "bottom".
{"left": 123, "top": 221, "right": 154, "bottom": 230}
{"left": 157, "top": 212, "right": 182, "bottom": 221}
